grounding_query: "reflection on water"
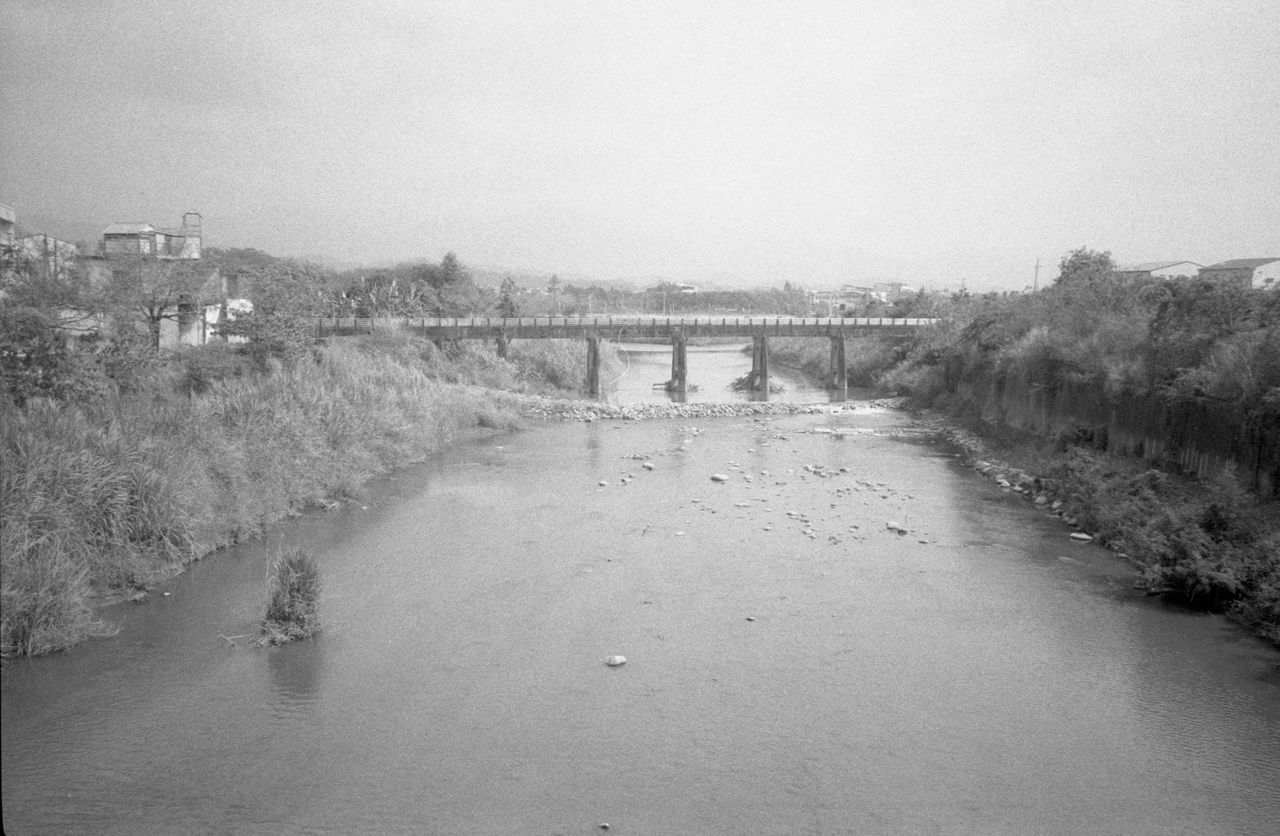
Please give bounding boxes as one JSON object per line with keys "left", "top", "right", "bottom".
{"left": 267, "top": 638, "right": 325, "bottom": 719}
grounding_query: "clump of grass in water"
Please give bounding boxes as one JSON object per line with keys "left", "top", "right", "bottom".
{"left": 259, "top": 549, "right": 321, "bottom": 646}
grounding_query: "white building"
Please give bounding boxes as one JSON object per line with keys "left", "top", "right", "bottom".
{"left": 1198, "top": 258, "right": 1280, "bottom": 290}
{"left": 1114, "top": 260, "right": 1201, "bottom": 280}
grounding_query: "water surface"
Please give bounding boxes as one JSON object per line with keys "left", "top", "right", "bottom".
{"left": 4, "top": 408, "right": 1278, "bottom": 835}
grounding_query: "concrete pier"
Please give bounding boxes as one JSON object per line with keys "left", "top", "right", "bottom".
{"left": 750, "top": 335, "right": 770, "bottom": 391}
{"left": 586, "top": 335, "right": 601, "bottom": 396}
{"left": 829, "top": 336, "right": 847, "bottom": 395}
{"left": 669, "top": 333, "right": 688, "bottom": 391}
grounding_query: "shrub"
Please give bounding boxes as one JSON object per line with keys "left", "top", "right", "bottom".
{"left": 173, "top": 343, "right": 251, "bottom": 396}
{"left": 260, "top": 548, "right": 321, "bottom": 645}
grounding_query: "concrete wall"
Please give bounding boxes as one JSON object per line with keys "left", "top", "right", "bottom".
{"left": 946, "top": 362, "right": 1280, "bottom": 497}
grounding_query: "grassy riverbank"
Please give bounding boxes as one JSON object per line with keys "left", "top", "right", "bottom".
{"left": 1, "top": 333, "right": 614, "bottom": 657}
{"left": 926, "top": 415, "right": 1280, "bottom": 646}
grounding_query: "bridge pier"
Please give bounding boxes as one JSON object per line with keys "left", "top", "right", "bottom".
{"left": 669, "top": 333, "right": 687, "bottom": 391}
{"left": 829, "top": 336, "right": 847, "bottom": 396}
{"left": 750, "top": 335, "right": 769, "bottom": 391}
{"left": 496, "top": 333, "right": 508, "bottom": 360}
{"left": 586, "top": 335, "right": 601, "bottom": 397}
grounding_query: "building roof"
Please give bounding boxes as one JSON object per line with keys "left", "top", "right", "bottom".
{"left": 1116, "top": 260, "right": 1199, "bottom": 272}
{"left": 1201, "top": 258, "right": 1280, "bottom": 270}
{"left": 102, "top": 222, "right": 156, "bottom": 235}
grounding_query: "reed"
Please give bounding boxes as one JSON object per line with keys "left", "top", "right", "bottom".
{"left": 259, "top": 548, "right": 321, "bottom": 645}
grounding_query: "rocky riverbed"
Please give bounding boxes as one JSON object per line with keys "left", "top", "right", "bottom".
{"left": 505, "top": 392, "right": 911, "bottom": 423}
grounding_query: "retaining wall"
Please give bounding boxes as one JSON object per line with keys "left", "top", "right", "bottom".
{"left": 945, "top": 362, "right": 1280, "bottom": 497}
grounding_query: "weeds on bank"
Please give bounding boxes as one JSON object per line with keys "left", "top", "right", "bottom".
{"left": 259, "top": 549, "right": 321, "bottom": 645}
{"left": 963, "top": 433, "right": 1280, "bottom": 645}
{"left": 1, "top": 339, "right": 528, "bottom": 656}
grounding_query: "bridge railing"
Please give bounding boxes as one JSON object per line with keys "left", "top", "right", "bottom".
{"left": 314, "top": 315, "right": 938, "bottom": 338}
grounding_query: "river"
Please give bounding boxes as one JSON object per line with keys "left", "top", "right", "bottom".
{"left": 3, "top": 352, "right": 1279, "bottom": 835}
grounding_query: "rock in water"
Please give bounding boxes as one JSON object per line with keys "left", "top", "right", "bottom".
{"left": 642, "top": 462, "right": 655, "bottom": 470}
{"left": 1069, "top": 532, "right": 1093, "bottom": 542}
{"left": 710, "top": 473, "right": 730, "bottom": 482}
{"left": 605, "top": 655, "right": 627, "bottom": 667}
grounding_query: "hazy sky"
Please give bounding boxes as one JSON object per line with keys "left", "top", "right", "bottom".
{"left": 3, "top": 1, "right": 1277, "bottom": 289}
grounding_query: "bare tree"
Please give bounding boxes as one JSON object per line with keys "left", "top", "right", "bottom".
{"left": 106, "top": 256, "right": 219, "bottom": 350}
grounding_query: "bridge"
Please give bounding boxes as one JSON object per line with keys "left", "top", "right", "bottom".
{"left": 314, "top": 315, "right": 937, "bottom": 397}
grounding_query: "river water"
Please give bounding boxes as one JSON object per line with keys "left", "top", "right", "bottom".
{"left": 3, "top": 358, "right": 1280, "bottom": 835}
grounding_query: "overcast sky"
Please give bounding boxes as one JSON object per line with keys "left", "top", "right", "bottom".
{"left": 3, "top": 1, "right": 1277, "bottom": 289}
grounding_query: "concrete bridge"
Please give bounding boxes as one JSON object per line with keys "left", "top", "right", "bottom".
{"left": 314, "top": 315, "right": 937, "bottom": 397}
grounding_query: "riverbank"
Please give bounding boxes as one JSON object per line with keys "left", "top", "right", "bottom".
{"left": 910, "top": 409, "right": 1280, "bottom": 647}
{"left": 1, "top": 341, "right": 531, "bottom": 657}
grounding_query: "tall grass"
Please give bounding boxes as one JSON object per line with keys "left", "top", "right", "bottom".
{"left": 1, "top": 340, "right": 525, "bottom": 657}
{"left": 348, "top": 326, "right": 623, "bottom": 396}
{"left": 260, "top": 548, "right": 321, "bottom": 645}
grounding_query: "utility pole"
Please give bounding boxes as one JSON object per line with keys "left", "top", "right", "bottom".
{"left": 1033, "top": 258, "right": 1041, "bottom": 291}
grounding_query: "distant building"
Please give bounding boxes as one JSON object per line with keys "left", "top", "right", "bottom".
{"left": 0, "top": 202, "right": 15, "bottom": 250}
{"left": 101, "top": 212, "right": 202, "bottom": 259}
{"left": 836, "top": 282, "right": 917, "bottom": 307}
{"left": 1198, "top": 258, "right": 1280, "bottom": 290}
{"left": 16, "top": 233, "right": 79, "bottom": 281}
{"left": 1114, "top": 260, "right": 1201, "bottom": 280}
{"left": 89, "top": 211, "right": 223, "bottom": 348}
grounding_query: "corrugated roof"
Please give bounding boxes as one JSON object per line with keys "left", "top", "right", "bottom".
{"left": 1202, "top": 258, "right": 1280, "bottom": 270}
{"left": 1116, "top": 261, "right": 1199, "bottom": 272}
{"left": 102, "top": 222, "right": 155, "bottom": 235}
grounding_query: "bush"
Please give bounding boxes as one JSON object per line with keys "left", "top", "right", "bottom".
{"left": 0, "top": 307, "right": 109, "bottom": 405}
{"left": 173, "top": 343, "right": 251, "bottom": 395}
{"left": 260, "top": 548, "right": 321, "bottom": 645}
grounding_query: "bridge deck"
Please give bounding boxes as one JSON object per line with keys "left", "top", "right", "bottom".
{"left": 315, "top": 315, "right": 936, "bottom": 340}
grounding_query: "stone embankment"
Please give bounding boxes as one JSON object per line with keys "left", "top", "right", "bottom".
{"left": 915, "top": 411, "right": 1112, "bottom": 549}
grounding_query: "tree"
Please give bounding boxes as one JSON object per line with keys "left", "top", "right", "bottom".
{"left": 547, "top": 274, "right": 561, "bottom": 315}
{"left": 1055, "top": 247, "right": 1115, "bottom": 287}
{"left": 497, "top": 276, "right": 519, "bottom": 318}
{"left": 423, "top": 252, "right": 483, "bottom": 317}
{"left": 0, "top": 306, "right": 104, "bottom": 404}
{"left": 219, "top": 261, "right": 327, "bottom": 367}
{"left": 105, "top": 256, "right": 219, "bottom": 350}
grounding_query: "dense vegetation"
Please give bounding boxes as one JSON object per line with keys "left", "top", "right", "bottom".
{"left": 880, "top": 249, "right": 1280, "bottom": 643}
{"left": 0, "top": 250, "right": 628, "bottom": 657}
